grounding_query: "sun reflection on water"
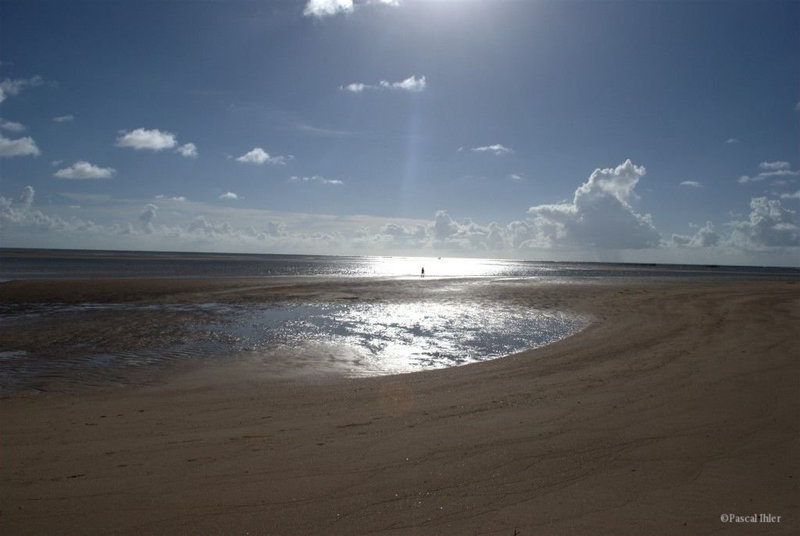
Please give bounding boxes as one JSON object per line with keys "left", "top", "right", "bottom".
{"left": 226, "top": 301, "right": 585, "bottom": 377}
{"left": 366, "top": 256, "right": 521, "bottom": 278}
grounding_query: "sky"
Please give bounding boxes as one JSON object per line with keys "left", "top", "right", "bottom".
{"left": 0, "top": 0, "right": 798, "bottom": 266}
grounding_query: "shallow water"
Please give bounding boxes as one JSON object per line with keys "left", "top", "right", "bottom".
{"left": 0, "top": 300, "right": 585, "bottom": 392}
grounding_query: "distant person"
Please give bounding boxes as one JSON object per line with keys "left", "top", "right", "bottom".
{"left": 421, "top": 266, "right": 425, "bottom": 278}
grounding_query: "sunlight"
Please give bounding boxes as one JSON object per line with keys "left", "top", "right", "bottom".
{"left": 368, "top": 256, "right": 507, "bottom": 278}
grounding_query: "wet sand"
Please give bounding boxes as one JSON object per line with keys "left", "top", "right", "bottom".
{"left": 1, "top": 277, "right": 799, "bottom": 535}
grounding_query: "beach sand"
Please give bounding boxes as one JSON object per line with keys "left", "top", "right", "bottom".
{"left": 1, "top": 278, "right": 798, "bottom": 535}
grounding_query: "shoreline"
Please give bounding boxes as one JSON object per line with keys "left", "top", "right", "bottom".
{"left": 1, "top": 278, "right": 798, "bottom": 534}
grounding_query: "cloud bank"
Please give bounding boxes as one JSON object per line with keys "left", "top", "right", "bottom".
{"left": 2, "top": 159, "right": 797, "bottom": 265}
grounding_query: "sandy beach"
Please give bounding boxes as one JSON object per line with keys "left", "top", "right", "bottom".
{"left": 1, "top": 277, "right": 798, "bottom": 535}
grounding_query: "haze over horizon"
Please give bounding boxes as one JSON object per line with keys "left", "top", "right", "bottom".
{"left": 1, "top": 0, "right": 798, "bottom": 266}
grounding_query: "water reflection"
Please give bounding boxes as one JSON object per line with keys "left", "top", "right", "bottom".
{"left": 224, "top": 301, "right": 585, "bottom": 377}
{"left": 365, "top": 256, "right": 526, "bottom": 278}
{"left": 0, "top": 300, "right": 585, "bottom": 390}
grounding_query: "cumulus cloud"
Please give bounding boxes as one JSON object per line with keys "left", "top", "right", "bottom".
{"left": 780, "top": 190, "right": 800, "bottom": 200}
{"left": 53, "top": 115, "right": 74, "bottom": 123}
{"left": 176, "top": 142, "right": 198, "bottom": 158}
{"left": 738, "top": 161, "right": 800, "bottom": 184}
{"left": 0, "top": 76, "right": 43, "bottom": 103}
{"left": 139, "top": 204, "right": 158, "bottom": 233}
{"left": 304, "top": 0, "right": 398, "bottom": 18}
{"left": 0, "top": 118, "right": 26, "bottom": 132}
{"left": 54, "top": 161, "right": 116, "bottom": 180}
{"left": 670, "top": 222, "right": 720, "bottom": 248}
{"left": 680, "top": 181, "right": 702, "bottom": 188}
{"left": 524, "top": 160, "right": 660, "bottom": 249}
{"left": 0, "top": 134, "right": 40, "bottom": 158}
{"left": 116, "top": 128, "right": 178, "bottom": 151}
{"left": 340, "top": 75, "right": 426, "bottom": 93}
{"left": 470, "top": 144, "right": 514, "bottom": 156}
{"left": 290, "top": 175, "right": 344, "bottom": 186}
{"left": 426, "top": 210, "right": 506, "bottom": 251}
{"left": 0, "top": 185, "right": 74, "bottom": 232}
{"left": 235, "top": 147, "right": 289, "bottom": 165}
{"left": 19, "top": 186, "right": 34, "bottom": 208}
{"left": 219, "top": 192, "right": 240, "bottom": 200}
{"left": 729, "top": 197, "right": 799, "bottom": 248}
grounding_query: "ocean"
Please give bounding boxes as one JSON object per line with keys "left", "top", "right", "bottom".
{"left": 2, "top": 248, "right": 798, "bottom": 281}
{"left": 1, "top": 249, "right": 798, "bottom": 393}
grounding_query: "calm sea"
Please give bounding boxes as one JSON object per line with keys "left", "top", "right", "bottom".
{"left": 1, "top": 248, "right": 798, "bottom": 281}
{"left": 2, "top": 249, "right": 798, "bottom": 392}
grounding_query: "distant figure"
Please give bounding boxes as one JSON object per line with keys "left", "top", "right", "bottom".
{"left": 421, "top": 266, "right": 425, "bottom": 278}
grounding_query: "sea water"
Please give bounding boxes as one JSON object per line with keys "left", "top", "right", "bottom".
{"left": 2, "top": 250, "right": 798, "bottom": 392}
{"left": 2, "top": 249, "right": 798, "bottom": 281}
{"left": 0, "top": 300, "right": 585, "bottom": 391}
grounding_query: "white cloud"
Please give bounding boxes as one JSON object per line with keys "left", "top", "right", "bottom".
{"left": 304, "top": 0, "right": 353, "bottom": 17}
{"left": 759, "top": 161, "right": 790, "bottom": 171}
{"left": 380, "top": 75, "right": 426, "bottom": 92}
{"left": 730, "top": 197, "right": 799, "bottom": 248}
{"left": 680, "top": 181, "right": 702, "bottom": 188}
{"left": 235, "top": 147, "right": 288, "bottom": 165}
{"left": 290, "top": 175, "right": 344, "bottom": 186}
{"left": 341, "top": 75, "right": 426, "bottom": 93}
{"left": 0, "top": 76, "right": 43, "bottom": 103}
{"left": 54, "top": 161, "right": 116, "bottom": 180}
{"left": 219, "top": 192, "right": 240, "bottom": 200}
{"left": 508, "top": 173, "right": 523, "bottom": 181}
{"left": 155, "top": 195, "right": 187, "bottom": 202}
{"left": 780, "top": 190, "right": 800, "bottom": 200}
{"left": 176, "top": 142, "right": 198, "bottom": 158}
{"left": 526, "top": 159, "right": 660, "bottom": 249}
{"left": 53, "top": 115, "right": 74, "bottom": 123}
{"left": 294, "top": 123, "right": 354, "bottom": 137}
{"left": 670, "top": 222, "right": 720, "bottom": 248}
{"left": 470, "top": 144, "right": 514, "bottom": 156}
{"left": 304, "top": 0, "right": 398, "bottom": 18}
{"left": 341, "top": 83, "right": 366, "bottom": 93}
{"left": 0, "top": 118, "right": 26, "bottom": 132}
{"left": 0, "top": 134, "right": 40, "bottom": 158}
{"left": 116, "top": 128, "right": 178, "bottom": 151}
{"left": 139, "top": 204, "right": 158, "bottom": 233}
{"left": 795, "top": 101, "right": 800, "bottom": 112}
{"left": 738, "top": 161, "right": 800, "bottom": 184}
{"left": 725, "top": 138, "right": 740, "bottom": 144}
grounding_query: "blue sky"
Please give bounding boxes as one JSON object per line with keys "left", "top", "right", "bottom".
{"left": 1, "top": 0, "right": 798, "bottom": 265}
